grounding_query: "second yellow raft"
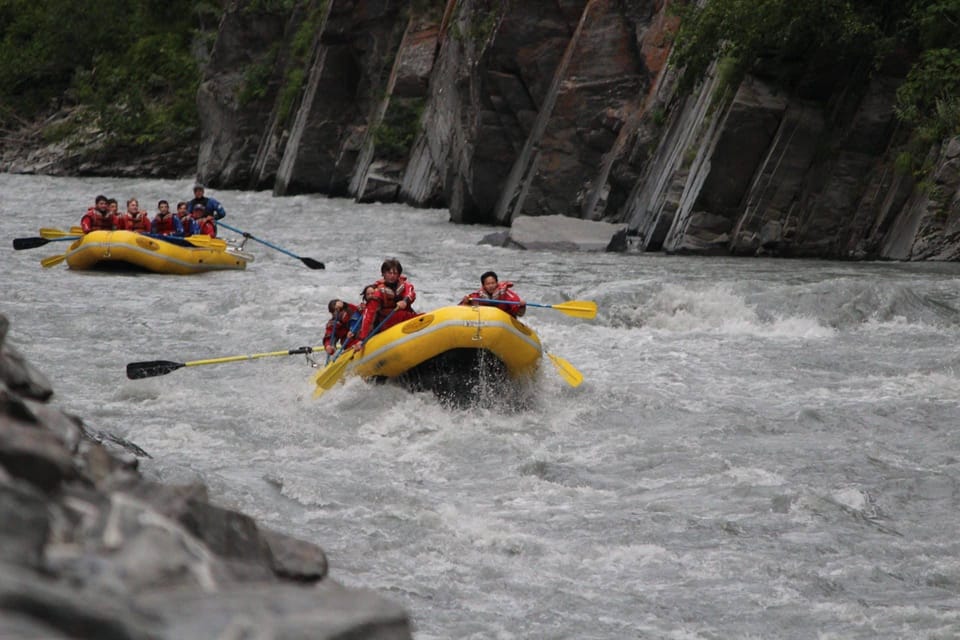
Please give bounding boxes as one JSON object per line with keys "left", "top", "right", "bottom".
{"left": 65, "top": 230, "right": 252, "bottom": 274}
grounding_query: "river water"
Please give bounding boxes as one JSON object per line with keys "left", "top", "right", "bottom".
{"left": 4, "top": 173, "right": 960, "bottom": 639}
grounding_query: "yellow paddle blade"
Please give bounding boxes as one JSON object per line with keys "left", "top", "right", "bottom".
{"left": 39, "top": 227, "right": 80, "bottom": 239}
{"left": 312, "top": 352, "right": 356, "bottom": 398}
{"left": 70, "top": 226, "right": 84, "bottom": 234}
{"left": 549, "top": 300, "right": 597, "bottom": 319}
{"left": 547, "top": 353, "right": 583, "bottom": 388}
{"left": 41, "top": 253, "right": 68, "bottom": 268}
{"left": 184, "top": 235, "right": 228, "bottom": 250}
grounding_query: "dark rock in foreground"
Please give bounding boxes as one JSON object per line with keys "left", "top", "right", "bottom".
{"left": 0, "top": 314, "right": 411, "bottom": 639}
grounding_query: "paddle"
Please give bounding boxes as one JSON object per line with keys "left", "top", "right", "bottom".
{"left": 143, "top": 233, "right": 228, "bottom": 250}
{"left": 547, "top": 353, "right": 583, "bottom": 387}
{"left": 15, "top": 226, "right": 82, "bottom": 250}
{"left": 126, "top": 346, "right": 323, "bottom": 379}
{"left": 39, "top": 227, "right": 82, "bottom": 239}
{"left": 325, "top": 316, "right": 339, "bottom": 365}
{"left": 465, "top": 298, "right": 598, "bottom": 319}
{"left": 312, "top": 309, "right": 397, "bottom": 398}
{"left": 218, "top": 221, "right": 324, "bottom": 269}
{"left": 311, "top": 351, "right": 356, "bottom": 397}
{"left": 182, "top": 235, "right": 228, "bottom": 250}
{"left": 41, "top": 253, "right": 69, "bottom": 268}
{"left": 13, "top": 236, "right": 78, "bottom": 250}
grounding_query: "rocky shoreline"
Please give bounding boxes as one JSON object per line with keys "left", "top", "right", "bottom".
{"left": 0, "top": 313, "right": 411, "bottom": 639}
{"left": 0, "top": 109, "right": 195, "bottom": 179}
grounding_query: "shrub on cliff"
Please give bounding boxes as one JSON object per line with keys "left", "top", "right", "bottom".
{"left": 670, "top": 0, "right": 960, "bottom": 140}
{"left": 0, "top": 0, "right": 216, "bottom": 148}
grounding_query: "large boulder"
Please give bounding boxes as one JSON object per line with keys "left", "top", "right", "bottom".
{"left": 489, "top": 214, "right": 626, "bottom": 251}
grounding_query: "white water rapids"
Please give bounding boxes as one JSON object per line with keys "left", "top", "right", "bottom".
{"left": 4, "top": 173, "right": 960, "bottom": 638}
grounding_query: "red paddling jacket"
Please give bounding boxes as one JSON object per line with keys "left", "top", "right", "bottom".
{"left": 80, "top": 207, "right": 117, "bottom": 233}
{"left": 461, "top": 281, "right": 526, "bottom": 317}
{"left": 358, "top": 276, "right": 418, "bottom": 341}
{"left": 323, "top": 303, "right": 359, "bottom": 352}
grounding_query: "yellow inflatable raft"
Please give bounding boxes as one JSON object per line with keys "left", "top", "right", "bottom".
{"left": 64, "top": 230, "right": 252, "bottom": 274}
{"left": 339, "top": 304, "right": 543, "bottom": 399}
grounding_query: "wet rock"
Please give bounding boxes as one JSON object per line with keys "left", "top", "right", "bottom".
{"left": 507, "top": 214, "right": 627, "bottom": 251}
{"left": 1, "top": 317, "right": 53, "bottom": 402}
{"left": 0, "top": 477, "right": 50, "bottom": 568}
{"left": 263, "top": 528, "right": 329, "bottom": 582}
{"left": 138, "top": 581, "right": 409, "bottom": 639}
{"left": 0, "top": 420, "right": 77, "bottom": 493}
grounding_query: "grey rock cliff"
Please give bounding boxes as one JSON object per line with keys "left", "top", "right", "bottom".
{"left": 191, "top": 0, "right": 960, "bottom": 260}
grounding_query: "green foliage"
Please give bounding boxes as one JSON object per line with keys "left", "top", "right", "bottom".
{"left": 671, "top": 0, "right": 960, "bottom": 162}
{"left": 291, "top": 6, "right": 320, "bottom": 60}
{"left": 373, "top": 98, "right": 424, "bottom": 160}
{"left": 242, "top": 0, "right": 296, "bottom": 13}
{"left": 268, "top": 2, "right": 325, "bottom": 127}
{"left": 894, "top": 151, "right": 916, "bottom": 175}
{"left": 651, "top": 107, "right": 667, "bottom": 127}
{"left": 895, "top": 48, "right": 960, "bottom": 141}
{"left": 71, "top": 33, "right": 200, "bottom": 147}
{"left": 448, "top": 0, "right": 498, "bottom": 45}
{"left": 0, "top": 0, "right": 207, "bottom": 148}
{"left": 239, "top": 47, "right": 279, "bottom": 106}
{"left": 40, "top": 118, "right": 81, "bottom": 144}
{"left": 670, "top": 0, "right": 894, "bottom": 95}
{"left": 277, "top": 67, "right": 306, "bottom": 127}
{"left": 909, "top": 0, "right": 960, "bottom": 49}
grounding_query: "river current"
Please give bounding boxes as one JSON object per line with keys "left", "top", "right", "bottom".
{"left": 3, "top": 173, "right": 960, "bottom": 639}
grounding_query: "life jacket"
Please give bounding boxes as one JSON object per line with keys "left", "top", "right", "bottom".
{"left": 81, "top": 207, "right": 114, "bottom": 233}
{"left": 178, "top": 215, "right": 196, "bottom": 236}
{"left": 358, "top": 276, "right": 418, "bottom": 340}
{"left": 464, "top": 281, "right": 525, "bottom": 316}
{"left": 195, "top": 218, "right": 217, "bottom": 238}
{"left": 323, "top": 304, "right": 359, "bottom": 349}
{"left": 129, "top": 213, "right": 151, "bottom": 233}
{"left": 372, "top": 276, "right": 415, "bottom": 312}
{"left": 152, "top": 213, "right": 180, "bottom": 236}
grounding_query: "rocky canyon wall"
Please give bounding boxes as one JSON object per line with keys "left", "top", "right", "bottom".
{"left": 195, "top": 0, "right": 960, "bottom": 261}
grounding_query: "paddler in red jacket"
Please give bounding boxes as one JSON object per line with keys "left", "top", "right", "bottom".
{"left": 354, "top": 258, "right": 419, "bottom": 350}
{"left": 80, "top": 194, "right": 116, "bottom": 233}
{"left": 460, "top": 270, "right": 526, "bottom": 317}
{"left": 152, "top": 200, "right": 183, "bottom": 236}
{"left": 191, "top": 203, "right": 217, "bottom": 237}
{"left": 117, "top": 198, "right": 151, "bottom": 233}
{"left": 323, "top": 299, "right": 360, "bottom": 355}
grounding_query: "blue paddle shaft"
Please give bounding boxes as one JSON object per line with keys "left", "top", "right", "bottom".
{"left": 218, "top": 220, "right": 303, "bottom": 260}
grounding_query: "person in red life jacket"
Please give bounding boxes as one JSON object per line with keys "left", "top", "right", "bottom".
{"left": 323, "top": 298, "right": 360, "bottom": 355}
{"left": 80, "top": 194, "right": 116, "bottom": 233}
{"left": 175, "top": 201, "right": 196, "bottom": 236}
{"left": 191, "top": 203, "right": 217, "bottom": 237}
{"left": 118, "top": 198, "right": 151, "bottom": 233}
{"left": 354, "top": 259, "right": 420, "bottom": 351}
{"left": 460, "top": 271, "right": 526, "bottom": 317}
{"left": 151, "top": 200, "right": 183, "bottom": 236}
{"left": 107, "top": 198, "right": 122, "bottom": 226}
